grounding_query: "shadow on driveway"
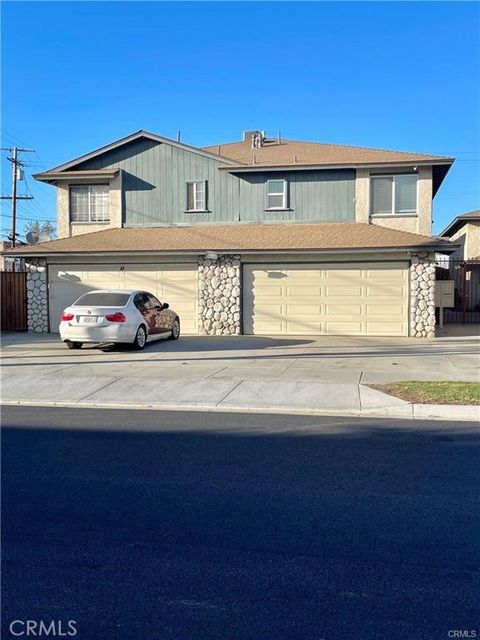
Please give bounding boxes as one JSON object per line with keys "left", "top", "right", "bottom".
{"left": 1, "top": 343, "right": 478, "bottom": 367}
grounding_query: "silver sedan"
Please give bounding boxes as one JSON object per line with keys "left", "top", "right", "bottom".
{"left": 59, "top": 289, "right": 181, "bottom": 350}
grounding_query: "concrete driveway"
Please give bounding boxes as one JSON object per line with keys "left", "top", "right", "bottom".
{"left": 1, "top": 328, "right": 478, "bottom": 416}
{"left": 1, "top": 327, "right": 478, "bottom": 383}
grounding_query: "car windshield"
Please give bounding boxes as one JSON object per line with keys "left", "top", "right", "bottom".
{"left": 73, "top": 292, "right": 131, "bottom": 307}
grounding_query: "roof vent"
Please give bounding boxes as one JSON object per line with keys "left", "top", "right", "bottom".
{"left": 243, "top": 130, "right": 266, "bottom": 149}
{"left": 243, "top": 130, "right": 259, "bottom": 142}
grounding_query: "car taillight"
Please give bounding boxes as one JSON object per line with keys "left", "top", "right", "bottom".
{"left": 105, "top": 312, "right": 126, "bottom": 323}
{"left": 61, "top": 312, "right": 74, "bottom": 321}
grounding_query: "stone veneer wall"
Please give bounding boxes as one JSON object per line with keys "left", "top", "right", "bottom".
{"left": 410, "top": 251, "right": 436, "bottom": 338}
{"left": 198, "top": 255, "right": 241, "bottom": 335}
{"left": 26, "top": 258, "right": 49, "bottom": 332}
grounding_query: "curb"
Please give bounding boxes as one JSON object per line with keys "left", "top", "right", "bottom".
{"left": 1, "top": 399, "right": 478, "bottom": 422}
{"left": 411, "top": 403, "right": 479, "bottom": 421}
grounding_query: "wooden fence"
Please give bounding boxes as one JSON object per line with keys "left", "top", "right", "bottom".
{"left": 1, "top": 271, "right": 27, "bottom": 331}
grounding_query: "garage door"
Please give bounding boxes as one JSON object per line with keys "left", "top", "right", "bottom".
{"left": 243, "top": 262, "right": 409, "bottom": 336}
{"left": 49, "top": 263, "right": 198, "bottom": 333}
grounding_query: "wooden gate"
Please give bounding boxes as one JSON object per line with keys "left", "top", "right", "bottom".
{"left": 1, "top": 271, "right": 27, "bottom": 331}
{"left": 436, "top": 258, "right": 480, "bottom": 323}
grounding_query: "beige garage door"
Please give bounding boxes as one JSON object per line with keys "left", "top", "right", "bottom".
{"left": 49, "top": 263, "right": 198, "bottom": 333}
{"left": 243, "top": 262, "right": 409, "bottom": 336}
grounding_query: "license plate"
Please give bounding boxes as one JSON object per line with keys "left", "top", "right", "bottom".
{"left": 82, "top": 316, "right": 97, "bottom": 324}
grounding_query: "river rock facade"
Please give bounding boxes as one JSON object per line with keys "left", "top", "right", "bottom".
{"left": 198, "top": 255, "right": 241, "bottom": 335}
{"left": 410, "top": 252, "right": 436, "bottom": 338}
{"left": 26, "top": 259, "right": 49, "bottom": 333}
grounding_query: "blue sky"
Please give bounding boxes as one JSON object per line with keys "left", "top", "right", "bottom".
{"left": 1, "top": 1, "right": 479, "bottom": 239}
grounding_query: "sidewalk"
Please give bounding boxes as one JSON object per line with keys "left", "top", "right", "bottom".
{"left": 1, "top": 372, "right": 478, "bottom": 421}
{"left": 1, "top": 331, "right": 478, "bottom": 421}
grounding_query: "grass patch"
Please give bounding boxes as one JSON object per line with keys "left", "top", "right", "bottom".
{"left": 370, "top": 381, "right": 480, "bottom": 405}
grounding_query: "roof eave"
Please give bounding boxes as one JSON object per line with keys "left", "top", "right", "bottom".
{"left": 3, "top": 242, "right": 458, "bottom": 258}
{"left": 33, "top": 169, "right": 120, "bottom": 184}
{"left": 219, "top": 159, "right": 454, "bottom": 172}
{"left": 432, "top": 162, "right": 454, "bottom": 198}
{"left": 39, "top": 130, "right": 239, "bottom": 176}
{"left": 440, "top": 216, "right": 463, "bottom": 238}
{"left": 440, "top": 213, "right": 480, "bottom": 238}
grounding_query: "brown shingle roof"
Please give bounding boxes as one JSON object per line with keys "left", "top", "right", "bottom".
{"left": 5, "top": 223, "right": 455, "bottom": 255}
{"left": 203, "top": 138, "right": 453, "bottom": 169}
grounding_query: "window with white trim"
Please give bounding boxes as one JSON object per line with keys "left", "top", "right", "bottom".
{"left": 70, "top": 185, "right": 110, "bottom": 223}
{"left": 266, "top": 179, "right": 288, "bottom": 209}
{"left": 186, "top": 181, "right": 207, "bottom": 212}
{"left": 370, "top": 174, "right": 417, "bottom": 215}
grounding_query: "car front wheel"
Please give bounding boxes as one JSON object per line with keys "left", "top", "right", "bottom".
{"left": 66, "top": 340, "right": 83, "bottom": 349}
{"left": 132, "top": 325, "right": 147, "bottom": 350}
{"left": 169, "top": 318, "right": 180, "bottom": 340}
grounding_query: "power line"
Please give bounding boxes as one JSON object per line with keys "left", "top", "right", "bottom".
{"left": 1, "top": 129, "right": 34, "bottom": 149}
{"left": 17, "top": 199, "right": 55, "bottom": 217}
{"left": 15, "top": 211, "right": 56, "bottom": 223}
{"left": 21, "top": 179, "right": 49, "bottom": 217}
{"left": 0, "top": 146, "right": 35, "bottom": 257}
{"left": 15, "top": 213, "right": 56, "bottom": 223}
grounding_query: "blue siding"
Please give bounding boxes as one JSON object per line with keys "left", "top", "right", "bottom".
{"left": 237, "top": 170, "right": 355, "bottom": 222}
{"left": 74, "top": 138, "right": 355, "bottom": 226}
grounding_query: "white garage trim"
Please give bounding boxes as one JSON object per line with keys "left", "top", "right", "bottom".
{"left": 48, "top": 263, "right": 198, "bottom": 334}
{"left": 243, "top": 261, "right": 409, "bottom": 336}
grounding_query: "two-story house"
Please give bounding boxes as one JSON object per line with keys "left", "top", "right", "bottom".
{"left": 8, "top": 129, "right": 456, "bottom": 337}
{"left": 440, "top": 209, "right": 480, "bottom": 314}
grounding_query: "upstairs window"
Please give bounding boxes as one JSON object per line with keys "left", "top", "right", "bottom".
{"left": 70, "top": 185, "right": 109, "bottom": 223}
{"left": 266, "top": 179, "right": 288, "bottom": 209}
{"left": 186, "top": 181, "right": 207, "bottom": 212}
{"left": 370, "top": 174, "right": 417, "bottom": 215}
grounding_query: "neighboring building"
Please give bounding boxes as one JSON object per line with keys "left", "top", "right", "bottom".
{"left": 440, "top": 209, "right": 480, "bottom": 260}
{"left": 0, "top": 241, "right": 12, "bottom": 271}
{"left": 440, "top": 210, "right": 480, "bottom": 317}
{"left": 5, "top": 129, "right": 457, "bottom": 337}
{"left": 0, "top": 241, "right": 25, "bottom": 272}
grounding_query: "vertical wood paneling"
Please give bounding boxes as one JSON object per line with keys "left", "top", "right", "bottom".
{"left": 76, "top": 139, "right": 355, "bottom": 226}
{"left": 1, "top": 272, "right": 27, "bottom": 331}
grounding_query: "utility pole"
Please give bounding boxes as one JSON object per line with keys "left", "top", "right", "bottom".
{"left": 1, "top": 147, "right": 35, "bottom": 263}
{"left": 11, "top": 147, "right": 19, "bottom": 248}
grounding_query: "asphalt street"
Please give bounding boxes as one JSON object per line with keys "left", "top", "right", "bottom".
{"left": 1, "top": 406, "right": 479, "bottom": 640}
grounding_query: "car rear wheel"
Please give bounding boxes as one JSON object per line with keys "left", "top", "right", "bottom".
{"left": 66, "top": 340, "right": 83, "bottom": 349}
{"left": 169, "top": 318, "right": 180, "bottom": 340}
{"left": 132, "top": 325, "right": 147, "bottom": 350}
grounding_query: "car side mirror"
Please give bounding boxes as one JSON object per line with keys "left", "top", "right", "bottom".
{"left": 162, "top": 303, "right": 169, "bottom": 310}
